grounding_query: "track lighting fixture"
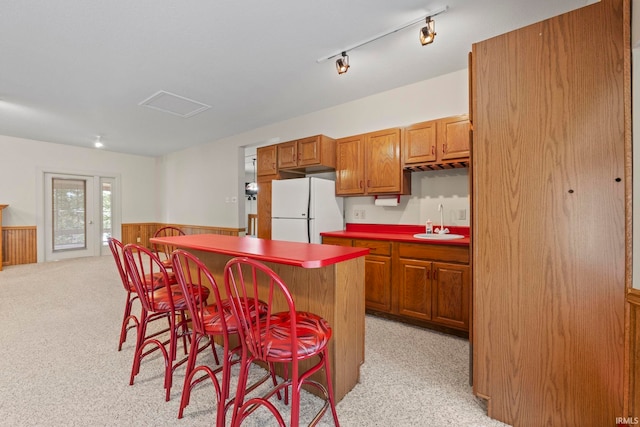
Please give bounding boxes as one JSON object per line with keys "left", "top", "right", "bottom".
{"left": 419, "top": 16, "right": 436, "bottom": 46}
{"left": 316, "top": 5, "right": 448, "bottom": 73}
{"left": 336, "top": 52, "right": 350, "bottom": 75}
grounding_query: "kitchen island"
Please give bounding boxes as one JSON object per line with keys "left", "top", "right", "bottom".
{"left": 149, "top": 233, "right": 369, "bottom": 402}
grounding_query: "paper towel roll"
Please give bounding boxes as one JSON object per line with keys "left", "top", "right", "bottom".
{"left": 374, "top": 196, "right": 399, "bottom": 207}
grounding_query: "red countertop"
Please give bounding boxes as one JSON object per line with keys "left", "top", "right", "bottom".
{"left": 150, "top": 233, "right": 369, "bottom": 269}
{"left": 321, "top": 223, "right": 470, "bottom": 246}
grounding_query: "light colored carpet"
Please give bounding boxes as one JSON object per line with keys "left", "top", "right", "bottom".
{"left": 0, "top": 256, "right": 509, "bottom": 427}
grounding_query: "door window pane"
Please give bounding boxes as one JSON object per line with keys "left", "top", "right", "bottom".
{"left": 52, "top": 178, "right": 86, "bottom": 251}
{"left": 101, "top": 181, "right": 112, "bottom": 246}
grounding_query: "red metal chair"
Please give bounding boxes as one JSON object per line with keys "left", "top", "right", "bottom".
{"left": 152, "top": 226, "right": 185, "bottom": 270}
{"left": 123, "top": 243, "right": 209, "bottom": 401}
{"left": 223, "top": 257, "right": 340, "bottom": 427}
{"left": 171, "top": 250, "right": 275, "bottom": 426}
{"left": 108, "top": 237, "right": 175, "bottom": 351}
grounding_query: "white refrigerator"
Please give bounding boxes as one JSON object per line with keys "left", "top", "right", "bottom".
{"left": 271, "top": 177, "right": 344, "bottom": 244}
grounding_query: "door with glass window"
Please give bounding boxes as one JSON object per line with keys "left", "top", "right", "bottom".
{"left": 44, "top": 174, "right": 98, "bottom": 261}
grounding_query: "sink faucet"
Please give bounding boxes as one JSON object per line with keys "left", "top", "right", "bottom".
{"left": 437, "top": 203, "right": 448, "bottom": 234}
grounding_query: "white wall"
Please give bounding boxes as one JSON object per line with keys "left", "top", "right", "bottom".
{"left": 0, "top": 134, "right": 157, "bottom": 226}
{"left": 159, "top": 68, "right": 469, "bottom": 228}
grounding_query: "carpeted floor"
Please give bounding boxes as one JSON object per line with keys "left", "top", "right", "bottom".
{"left": 0, "top": 256, "right": 509, "bottom": 427}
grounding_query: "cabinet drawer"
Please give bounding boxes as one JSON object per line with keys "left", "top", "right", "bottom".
{"left": 354, "top": 239, "right": 391, "bottom": 256}
{"left": 322, "top": 237, "right": 352, "bottom": 247}
{"left": 398, "top": 243, "right": 469, "bottom": 264}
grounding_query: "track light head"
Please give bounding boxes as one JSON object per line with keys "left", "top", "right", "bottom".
{"left": 336, "top": 52, "right": 350, "bottom": 75}
{"left": 419, "top": 17, "right": 436, "bottom": 46}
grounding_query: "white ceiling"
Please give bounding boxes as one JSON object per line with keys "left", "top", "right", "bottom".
{"left": 1, "top": 0, "right": 595, "bottom": 157}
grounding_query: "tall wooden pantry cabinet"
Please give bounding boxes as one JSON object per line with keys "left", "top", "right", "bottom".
{"left": 471, "top": 0, "right": 630, "bottom": 426}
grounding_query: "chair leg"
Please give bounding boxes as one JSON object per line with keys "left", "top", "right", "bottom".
{"left": 322, "top": 349, "right": 340, "bottom": 427}
{"left": 178, "top": 331, "right": 201, "bottom": 419}
{"left": 230, "top": 353, "right": 251, "bottom": 427}
{"left": 118, "top": 292, "right": 137, "bottom": 351}
{"left": 129, "top": 310, "right": 148, "bottom": 385}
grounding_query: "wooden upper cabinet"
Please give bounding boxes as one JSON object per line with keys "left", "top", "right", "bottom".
{"left": 440, "top": 115, "right": 471, "bottom": 161}
{"left": 257, "top": 145, "right": 278, "bottom": 177}
{"left": 403, "top": 114, "right": 470, "bottom": 168}
{"left": 336, "top": 134, "right": 365, "bottom": 195}
{"left": 366, "top": 128, "right": 404, "bottom": 193}
{"left": 336, "top": 128, "right": 410, "bottom": 196}
{"left": 276, "top": 141, "right": 297, "bottom": 169}
{"left": 277, "top": 135, "right": 336, "bottom": 172}
{"left": 403, "top": 120, "right": 437, "bottom": 164}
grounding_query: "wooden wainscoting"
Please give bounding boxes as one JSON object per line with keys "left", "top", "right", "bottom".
{"left": 627, "top": 290, "right": 640, "bottom": 415}
{"left": 121, "top": 223, "right": 243, "bottom": 248}
{"left": 2, "top": 226, "right": 37, "bottom": 267}
{"left": 0, "top": 223, "right": 242, "bottom": 268}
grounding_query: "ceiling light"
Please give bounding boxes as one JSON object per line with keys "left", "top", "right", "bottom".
{"left": 336, "top": 52, "right": 350, "bottom": 75}
{"left": 94, "top": 135, "right": 104, "bottom": 148}
{"left": 419, "top": 17, "right": 436, "bottom": 46}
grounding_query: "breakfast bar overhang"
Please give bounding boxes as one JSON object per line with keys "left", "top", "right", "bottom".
{"left": 150, "top": 233, "right": 369, "bottom": 402}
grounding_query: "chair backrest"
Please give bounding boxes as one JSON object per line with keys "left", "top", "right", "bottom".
{"left": 171, "top": 249, "right": 228, "bottom": 337}
{"left": 152, "top": 226, "right": 185, "bottom": 260}
{"left": 108, "top": 237, "right": 130, "bottom": 292}
{"left": 123, "top": 243, "right": 176, "bottom": 313}
{"left": 223, "top": 257, "right": 297, "bottom": 362}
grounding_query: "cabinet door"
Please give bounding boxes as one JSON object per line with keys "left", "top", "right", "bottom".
{"left": 277, "top": 141, "right": 298, "bottom": 169}
{"left": 256, "top": 179, "right": 273, "bottom": 239}
{"left": 365, "top": 128, "right": 402, "bottom": 193}
{"left": 440, "top": 115, "right": 470, "bottom": 161}
{"left": 403, "top": 120, "right": 437, "bottom": 165}
{"left": 257, "top": 145, "right": 278, "bottom": 176}
{"left": 431, "top": 262, "right": 469, "bottom": 330}
{"left": 297, "top": 136, "right": 321, "bottom": 167}
{"left": 336, "top": 135, "right": 365, "bottom": 195}
{"left": 397, "top": 258, "right": 433, "bottom": 321}
{"left": 363, "top": 254, "right": 392, "bottom": 312}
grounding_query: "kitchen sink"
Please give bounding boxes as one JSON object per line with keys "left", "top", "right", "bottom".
{"left": 413, "top": 233, "right": 465, "bottom": 240}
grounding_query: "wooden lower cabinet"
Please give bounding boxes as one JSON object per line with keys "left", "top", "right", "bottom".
{"left": 397, "top": 258, "right": 470, "bottom": 331}
{"left": 322, "top": 236, "right": 470, "bottom": 336}
{"left": 397, "top": 258, "right": 432, "bottom": 321}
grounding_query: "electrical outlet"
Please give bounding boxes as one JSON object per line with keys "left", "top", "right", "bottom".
{"left": 353, "top": 209, "right": 366, "bottom": 220}
{"left": 458, "top": 209, "right": 467, "bottom": 220}
{"left": 136, "top": 237, "right": 141, "bottom": 242}
{"left": 231, "top": 196, "right": 237, "bottom": 203}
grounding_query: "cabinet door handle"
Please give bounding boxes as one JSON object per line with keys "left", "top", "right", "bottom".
{"left": 367, "top": 179, "right": 371, "bottom": 187}
{"left": 442, "top": 144, "right": 447, "bottom": 154}
{"left": 426, "top": 270, "right": 431, "bottom": 280}
{"left": 433, "top": 269, "right": 438, "bottom": 281}
{"left": 359, "top": 180, "right": 363, "bottom": 189}
{"left": 432, "top": 146, "right": 435, "bottom": 155}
